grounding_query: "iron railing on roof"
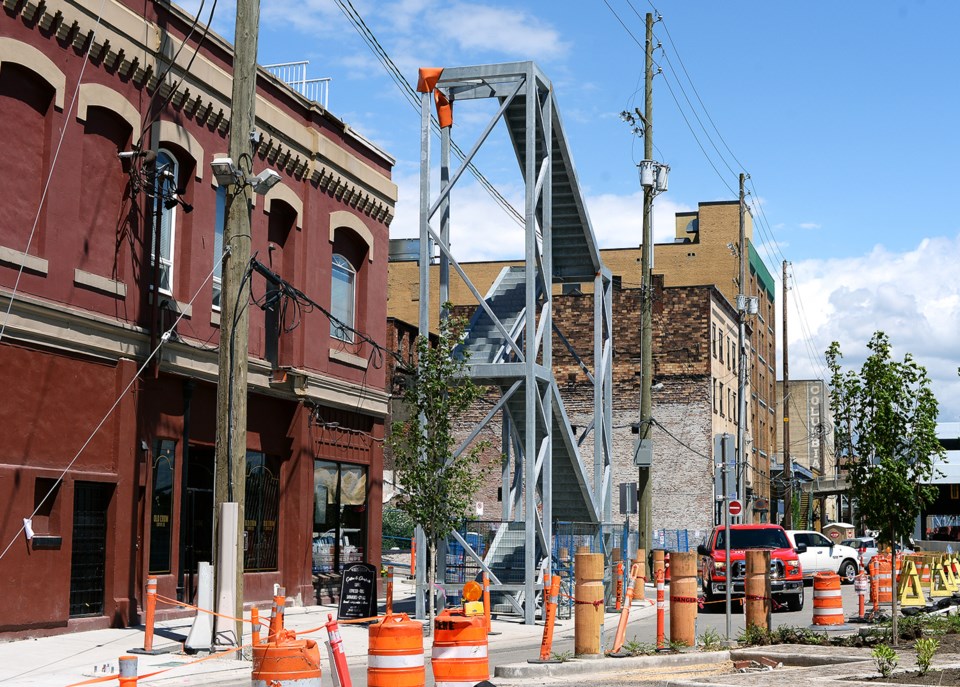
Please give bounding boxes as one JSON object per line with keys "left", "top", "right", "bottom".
{"left": 263, "top": 60, "right": 331, "bottom": 110}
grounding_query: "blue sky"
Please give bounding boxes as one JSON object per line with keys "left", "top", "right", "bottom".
{"left": 182, "top": 0, "right": 960, "bottom": 423}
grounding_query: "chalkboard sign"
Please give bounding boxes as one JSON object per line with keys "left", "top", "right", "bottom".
{"left": 338, "top": 562, "right": 378, "bottom": 620}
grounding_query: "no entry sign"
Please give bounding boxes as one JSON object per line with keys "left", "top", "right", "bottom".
{"left": 728, "top": 499, "right": 743, "bottom": 516}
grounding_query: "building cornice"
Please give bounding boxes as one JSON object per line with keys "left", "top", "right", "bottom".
{"left": 5, "top": 0, "right": 395, "bottom": 224}
{"left": 0, "top": 290, "right": 389, "bottom": 417}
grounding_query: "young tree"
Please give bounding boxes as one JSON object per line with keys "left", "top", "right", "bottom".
{"left": 388, "top": 311, "right": 491, "bottom": 632}
{"left": 826, "top": 331, "right": 944, "bottom": 644}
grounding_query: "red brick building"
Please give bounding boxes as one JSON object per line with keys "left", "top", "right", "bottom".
{"left": 0, "top": 0, "right": 395, "bottom": 637}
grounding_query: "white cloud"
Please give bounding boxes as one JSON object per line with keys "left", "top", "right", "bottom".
{"left": 798, "top": 222, "right": 821, "bottom": 230}
{"left": 430, "top": 3, "right": 570, "bottom": 61}
{"left": 390, "top": 174, "right": 691, "bottom": 262}
{"left": 251, "top": 0, "right": 567, "bottom": 68}
{"left": 783, "top": 235, "right": 960, "bottom": 423}
{"left": 586, "top": 192, "right": 692, "bottom": 248}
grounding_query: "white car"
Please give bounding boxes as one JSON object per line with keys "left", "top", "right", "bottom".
{"left": 786, "top": 530, "right": 860, "bottom": 583}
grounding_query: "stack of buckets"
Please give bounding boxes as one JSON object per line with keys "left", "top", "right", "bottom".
{"left": 368, "top": 581, "right": 489, "bottom": 687}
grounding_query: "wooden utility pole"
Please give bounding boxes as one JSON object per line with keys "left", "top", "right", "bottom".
{"left": 637, "top": 10, "right": 655, "bottom": 557}
{"left": 782, "top": 260, "right": 792, "bottom": 528}
{"left": 214, "top": 0, "right": 260, "bottom": 646}
{"left": 735, "top": 173, "right": 748, "bottom": 521}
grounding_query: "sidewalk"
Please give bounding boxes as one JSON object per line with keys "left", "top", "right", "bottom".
{"left": 0, "top": 579, "right": 658, "bottom": 687}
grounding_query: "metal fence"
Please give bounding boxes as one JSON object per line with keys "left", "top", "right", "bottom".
{"left": 388, "top": 520, "right": 710, "bottom": 619}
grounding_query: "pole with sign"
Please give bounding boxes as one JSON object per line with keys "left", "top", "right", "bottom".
{"left": 721, "top": 434, "right": 733, "bottom": 641}
{"left": 714, "top": 433, "right": 735, "bottom": 641}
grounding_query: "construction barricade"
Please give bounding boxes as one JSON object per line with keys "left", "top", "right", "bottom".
{"left": 432, "top": 608, "right": 489, "bottom": 687}
{"left": 812, "top": 571, "right": 844, "bottom": 626}
{"left": 898, "top": 558, "right": 927, "bottom": 610}
{"left": 368, "top": 613, "right": 425, "bottom": 687}
{"left": 870, "top": 555, "right": 893, "bottom": 605}
{"left": 530, "top": 575, "right": 562, "bottom": 663}
{"left": 252, "top": 630, "right": 322, "bottom": 687}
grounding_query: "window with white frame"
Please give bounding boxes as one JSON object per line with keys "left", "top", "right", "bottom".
{"left": 330, "top": 253, "right": 356, "bottom": 342}
{"left": 153, "top": 149, "right": 178, "bottom": 295}
{"left": 212, "top": 185, "right": 226, "bottom": 310}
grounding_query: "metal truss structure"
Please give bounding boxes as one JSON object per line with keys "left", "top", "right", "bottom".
{"left": 415, "top": 62, "right": 613, "bottom": 623}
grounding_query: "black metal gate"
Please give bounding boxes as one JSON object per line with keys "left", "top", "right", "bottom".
{"left": 70, "top": 482, "right": 112, "bottom": 617}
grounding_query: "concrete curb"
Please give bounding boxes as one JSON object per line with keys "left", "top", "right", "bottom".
{"left": 495, "top": 647, "right": 732, "bottom": 679}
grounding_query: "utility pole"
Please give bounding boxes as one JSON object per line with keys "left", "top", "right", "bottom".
{"left": 637, "top": 10, "right": 655, "bottom": 557}
{"left": 214, "top": 0, "right": 260, "bottom": 646}
{"left": 782, "top": 260, "right": 792, "bottom": 529}
{"left": 735, "top": 173, "right": 748, "bottom": 522}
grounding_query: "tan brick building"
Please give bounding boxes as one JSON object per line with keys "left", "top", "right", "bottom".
{"left": 776, "top": 379, "right": 837, "bottom": 526}
{"left": 388, "top": 201, "right": 777, "bottom": 522}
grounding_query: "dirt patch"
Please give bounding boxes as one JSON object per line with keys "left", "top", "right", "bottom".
{"left": 594, "top": 661, "right": 739, "bottom": 684}
{"left": 929, "top": 633, "right": 960, "bottom": 653}
{"left": 858, "top": 669, "right": 960, "bottom": 685}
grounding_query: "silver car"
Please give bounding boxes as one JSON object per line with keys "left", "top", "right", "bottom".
{"left": 787, "top": 530, "right": 861, "bottom": 583}
{"left": 841, "top": 536, "right": 879, "bottom": 568}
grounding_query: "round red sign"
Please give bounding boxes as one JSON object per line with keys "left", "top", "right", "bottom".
{"left": 728, "top": 499, "right": 743, "bottom": 516}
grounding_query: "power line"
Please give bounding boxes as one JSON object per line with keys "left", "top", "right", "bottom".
{"left": 0, "top": 0, "right": 108, "bottom": 345}
{"left": 333, "top": 0, "right": 524, "bottom": 227}
{"left": 0, "top": 250, "right": 226, "bottom": 563}
{"left": 135, "top": 0, "right": 220, "bottom": 150}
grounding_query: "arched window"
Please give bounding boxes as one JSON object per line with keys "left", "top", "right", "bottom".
{"left": 331, "top": 253, "right": 356, "bottom": 342}
{"left": 153, "top": 149, "right": 179, "bottom": 295}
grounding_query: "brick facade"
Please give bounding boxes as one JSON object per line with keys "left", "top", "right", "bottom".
{"left": 385, "top": 279, "right": 741, "bottom": 533}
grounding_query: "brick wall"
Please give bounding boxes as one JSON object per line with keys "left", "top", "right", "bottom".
{"left": 432, "top": 279, "right": 719, "bottom": 531}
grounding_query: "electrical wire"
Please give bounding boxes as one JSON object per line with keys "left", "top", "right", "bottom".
{"left": 134, "top": 0, "right": 220, "bottom": 152}
{"left": 249, "top": 257, "right": 406, "bottom": 367}
{"left": 0, "top": 0, "right": 108, "bottom": 345}
{"left": 0, "top": 251, "right": 227, "bottom": 563}
{"left": 332, "top": 0, "right": 524, "bottom": 227}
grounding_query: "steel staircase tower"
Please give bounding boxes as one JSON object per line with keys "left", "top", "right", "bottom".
{"left": 416, "top": 62, "right": 613, "bottom": 624}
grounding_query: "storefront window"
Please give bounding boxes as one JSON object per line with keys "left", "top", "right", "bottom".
{"left": 244, "top": 451, "right": 280, "bottom": 571}
{"left": 149, "top": 439, "right": 176, "bottom": 574}
{"left": 313, "top": 460, "right": 367, "bottom": 573}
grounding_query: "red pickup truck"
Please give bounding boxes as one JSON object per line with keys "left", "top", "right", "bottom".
{"left": 697, "top": 524, "right": 805, "bottom": 611}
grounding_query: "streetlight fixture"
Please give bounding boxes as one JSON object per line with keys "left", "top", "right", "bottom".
{"left": 211, "top": 157, "right": 281, "bottom": 195}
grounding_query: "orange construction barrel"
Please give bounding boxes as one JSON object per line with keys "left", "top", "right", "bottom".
{"left": 812, "top": 571, "right": 844, "bottom": 626}
{"left": 876, "top": 555, "right": 893, "bottom": 604}
{"left": 368, "top": 613, "right": 425, "bottom": 687}
{"left": 252, "top": 631, "right": 321, "bottom": 687}
{"left": 431, "top": 608, "right": 488, "bottom": 687}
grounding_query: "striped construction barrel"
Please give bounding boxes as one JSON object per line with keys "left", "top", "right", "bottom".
{"left": 812, "top": 571, "right": 844, "bottom": 625}
{"left": 368, "top": 613, "right": 425, "bottom": 687}
{"left": 872, "top": 555, "right": 893, "bottom": 604}
{"left": 431, "top": 608, "right": 488, "bottom": 687}
{"left": 252, "top": 633, "right": 322, "bottom": 687}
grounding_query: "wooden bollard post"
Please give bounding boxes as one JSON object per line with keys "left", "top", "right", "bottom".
{"left": 669, "top": 552, "right": 697, "bottom": 648}
{"left": 745, "top": 550, "right": 770, "bottom": 632}
{"left": 574, "top": 552, "right": 604, "bottom": 657}
{"left": 635, "top": 548, "right": 646, "bottom": 601}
